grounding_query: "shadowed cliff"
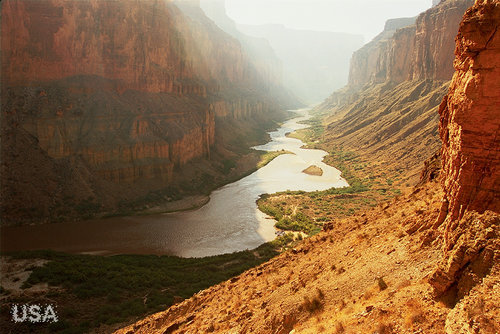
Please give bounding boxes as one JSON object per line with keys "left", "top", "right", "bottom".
{"left": 0, "top": 0, "right": 299, "bottom": 225}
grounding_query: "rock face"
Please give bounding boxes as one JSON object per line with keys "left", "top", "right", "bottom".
{"left": 439, "top": 0, "right": 500, "bottom": 221}
{"left": 427, "top": 0, "right": 500, "bottom": 301}
{"left": 348, "top": 17, "right": 417, "bottom": 87}
{"left": 1, "top": 0, "right": 295, "bottom": 224}
{"left": 348, "top": 0, "right": 474, "bottom": 89}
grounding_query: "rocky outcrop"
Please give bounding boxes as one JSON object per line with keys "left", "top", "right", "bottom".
{"left": 347, "top": 0, "right": 474, "bottom": 89}
{"left": 439, "top": 0, "right": 500, "bottom": 221}
{"left": 1, "top": 0, "right": 295, "bottom": 224}
{"left": 428, "top": 0, "right": 500, "bottom": 300}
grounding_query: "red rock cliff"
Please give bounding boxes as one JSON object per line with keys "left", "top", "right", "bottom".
{"left": 439, "top": 0, "right": 500, "bottom": 221}
{"left": 1, "top": 0, "right": 259, "bottom": 94}
{"left": 428, "top": 0, "right": 500, "bottom": 300}
{"left": 348, "top": 0, "right": 474, "bottom": 89}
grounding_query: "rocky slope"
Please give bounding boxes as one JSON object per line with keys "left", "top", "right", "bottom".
{"left": 116, "top": 2, "right": 499, "bottom": 332}
{"left": 317, "top": 0, "right": 474, "bottom": 185}
{"left": 1, "top": 0, "right": 297, "bottom": 225}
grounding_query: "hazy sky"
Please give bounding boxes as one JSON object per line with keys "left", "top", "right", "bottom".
{"left": 225, "top": 0, "right": 432, "bottom": 42}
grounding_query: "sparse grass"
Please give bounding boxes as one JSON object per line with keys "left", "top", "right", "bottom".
{"left": 302, "top": 288, "right": 325, "bottom": 313}
{"left": 403, "top": 299, "right": 424, "bottom": 329}
{"left": 333, "top": 321, "right": 345, "bottom": 333}
{"left": 377, "top": 277, "right": 388, "bottom": 291}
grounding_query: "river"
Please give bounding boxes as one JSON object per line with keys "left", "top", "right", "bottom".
{"left": 1, "top": 108, "right": 348, "bottom": 257}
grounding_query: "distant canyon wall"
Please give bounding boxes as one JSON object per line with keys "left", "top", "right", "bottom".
{"left": 348, "top": 0, "right": 474, "bottom": 89}
{"left": 1, "top": 0, "right": 294, "bottom": 224}
{"left": 236, "top": 24, "right": 364, "bottom": 105}
{"left": 198, "top": 0, "right": 285, "bottom": 91}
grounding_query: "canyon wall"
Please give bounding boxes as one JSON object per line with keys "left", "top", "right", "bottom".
{"left": 439, "top": 0, "right": 500, "bottom": 221}
{"left": 426, "top": 0, "right": 500, "bottom": 308}
{"left": 198, "top": 0, "right": 285, "bottom": 90}
{"left": 1, "top": 0, "right": 295, "bottom": 224}
{"left": 347, "top": 17, "right": 417, "bottom": 87}
{"left": 317, "top": 0, "right": 475, "bottom": 184}
{"left": 237, "top": 23, "right": 364, "bottom": 104}
{"left": 348, "top": 0, "right": 474, "bottom": 89}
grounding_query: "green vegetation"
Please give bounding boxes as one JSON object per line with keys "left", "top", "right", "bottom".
{"left": 257, "top": 194, "right": 323, "bottom": 236}
{"left": 2, "top": 245, "right": 279, "bottom": 333}
{"left": 256, "top": 150, "right": 294, "bottom": 169}
{"left": 257, "top": 116, "right": 406, "bottom": 239}
{"left": 287, "top": 116, "right": 324, "bottom": 145}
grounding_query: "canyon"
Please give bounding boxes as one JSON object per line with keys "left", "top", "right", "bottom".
{"left": 116, "top": 0, "right": 499, "bottom": 333}
{"left": 0, "top": 0, "right": 498, "bottom": 333}
{"left": 0, "top": 0, "right": 298, "bottom": 225}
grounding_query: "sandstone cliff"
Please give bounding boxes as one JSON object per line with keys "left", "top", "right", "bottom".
{"left": 347, "top": 17, "right": 417, "bottom": 88}
{"left": 1, "top": 0, "right": 296, "bottom": 225}
{"left": 428, "top": 0, "right": 500, "bottom": 300}
{"left": 438, "top": 0, "right": 500, "bottom": 221}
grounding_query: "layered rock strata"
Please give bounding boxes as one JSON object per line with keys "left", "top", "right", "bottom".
{"left": 1, "top": 0, "right": 294, "bottom": 224}
{"left": 317, "top": 0, "right": 475, "bottom": 184}
{"left": 429, "top": 0, "right": 500, "bottom": 298}
{"left": 438, "top": 0, "right": 500, "bottom": 221}
{"left": 348, "top": 0, "right": 474, "bottom": 89}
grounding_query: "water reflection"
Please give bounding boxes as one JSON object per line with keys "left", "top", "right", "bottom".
{"left": 1, "top": 108, "right": 348, "bottom": 257}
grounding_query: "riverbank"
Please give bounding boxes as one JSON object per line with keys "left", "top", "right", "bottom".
{"left": 131, "top": 150, "right": 294, "bottom": 216}
{"left": 1, "top": 108, "right": 347, "bottom": 257}
{"left": 257, "top": 112, "right": 407, "bottom": 237}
